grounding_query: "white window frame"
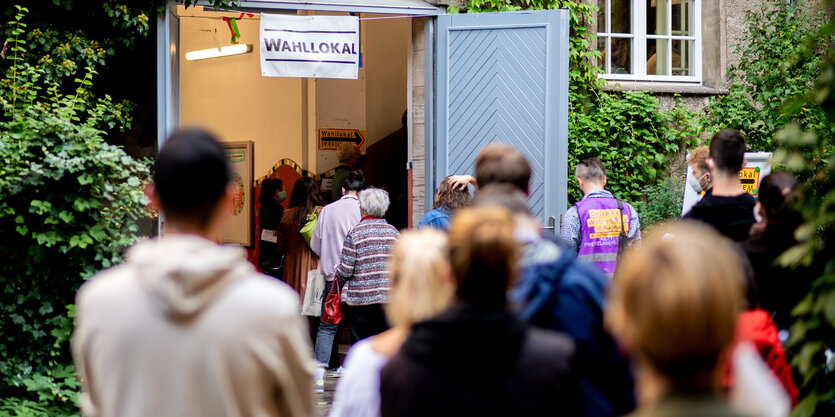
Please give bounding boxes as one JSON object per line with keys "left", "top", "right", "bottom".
{"left": 597, "top": 0, "right": 702, "bottom": 83}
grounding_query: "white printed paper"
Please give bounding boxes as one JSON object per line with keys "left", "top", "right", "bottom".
{"left": 260, "top": 14, "right": 359, "bottom": 79}
{"left": 260, "top": 229, "right": 278, "bottom": 243}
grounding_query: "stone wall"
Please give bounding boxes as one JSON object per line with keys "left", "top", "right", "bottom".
{"left": 409, "top": 18, "right": 429, "bottom": 226}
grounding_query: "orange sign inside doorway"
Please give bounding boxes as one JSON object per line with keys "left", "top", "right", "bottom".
{"left": 318, "top": 128, "right": 366, "bottom": 150}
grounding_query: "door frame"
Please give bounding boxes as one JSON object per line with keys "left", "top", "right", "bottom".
{"left": 157, "top": 3, "right": 568, "bottom": 232}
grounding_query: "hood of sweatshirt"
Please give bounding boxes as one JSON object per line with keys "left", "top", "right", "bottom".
{"left": 126, "top": 235, "right": 253, "bottom": 322}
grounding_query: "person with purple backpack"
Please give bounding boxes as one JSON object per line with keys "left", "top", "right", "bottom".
{"left": 560, "top": 157, "right": 641, "bottom": 278}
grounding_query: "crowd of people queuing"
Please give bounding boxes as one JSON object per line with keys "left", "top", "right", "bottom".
{"left": 71, "top": 128, "right": 815, "bottom": 417}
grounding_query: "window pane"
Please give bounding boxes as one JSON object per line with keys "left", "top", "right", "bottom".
{"left": 647, "top": 0, "right": 668, "bottom": 35}
{"left": 611, "top": 0, "right": 631, "bottom": 33}
{"left": 672, "top": 0, "right": 692, "bottom": 35}
{"left": 646, "top": 39, "right": 668, "bottom": 75}
{"left": 672, "top": 39, "right": 693, "bottom": 75}
{"left": 598, "top": 0, "right": 607, "bottom": 33}
{"left": 598, "top": 37, "right": 608, "bottom": 71}
{"left": 611, "top": 38, "right": 632, "bottom": 74}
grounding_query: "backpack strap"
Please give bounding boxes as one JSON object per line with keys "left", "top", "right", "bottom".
{"left": 519, "top": 250, "right": 574, "bottom": 321}
{"left": 617, "top": 199, "right": 627, "bottom": 257}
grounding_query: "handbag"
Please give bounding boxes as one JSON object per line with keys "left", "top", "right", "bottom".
{"left": 321, "top": 280, "right": 343, "bottom": 324}
{"left": 300, "top": 206, "right": 320, "bottom": 245}
{"left": 301, "top": 267, "right": 325, "bottom": 317}
{"left": 261, "top": 254, "right": 285, "bottom": 279}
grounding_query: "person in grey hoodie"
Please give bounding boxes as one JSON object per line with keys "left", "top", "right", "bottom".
{"left": 72, "top": 129, "right": 314, "bottom": 417}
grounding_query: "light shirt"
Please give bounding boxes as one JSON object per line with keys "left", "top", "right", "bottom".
{"left": 328, "top": 338, "right": 388, "bottom": 417}
{"left": 310, "top": 194, "right": 361, "bottom": 280}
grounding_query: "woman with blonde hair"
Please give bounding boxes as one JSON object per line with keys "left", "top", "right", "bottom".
{"left": 607, "top": 223, "right": 747, "bottom": 417}
{"left": 328, "top": 228, "right": 454, "bottom": 417}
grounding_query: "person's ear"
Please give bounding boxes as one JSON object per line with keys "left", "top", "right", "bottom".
{"left": 602, "top": 177, "right": 608, "bottom": 188}
{"left": 706, "top": 158, "right": 715, "bottom": 172}
{"left": 207, "top": 187, "right": 234, "bottom": 242}
{"left": 145, "top": 184, "right": 161, "bottom": 215}
{"left": 577, "top": 177, "right": 585, "bottom": 191}
{"left": 437, "top": 262, "right": 454, "bottom": 289}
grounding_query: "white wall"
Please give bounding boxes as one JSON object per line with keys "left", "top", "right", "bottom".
{"left": 179, "top": 9, "right": 305, "bottom": 177}
{"left": 179, "top": 7, "right": 408, "bottom": 177}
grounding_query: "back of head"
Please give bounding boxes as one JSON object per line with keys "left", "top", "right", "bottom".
{"left": 342, "top": 170, "right": 368, "bottom": 193}
{"left": 337, "top": 142, "right": 361, "bottom": 163}
{"left": 473, "top": 183, "right": 531, "bottom": 216}
{"left": 258, "top": 178, "right": 283, "bottom": 205}
{"left": 757, "top": 171, "right": 801, "bottom": 228}
{"left": 474, "top": 144, "right": 531, "bottom": 194}
{"left": 154, "top": 128, "right": 231, "bottom": 228}
{"left": 289, "top": 176, "right": 324, "bottom": 227}
{"left": 607, "top": 223, "right": 742, "bottom": 389}
{"left": 687, "top": 146, "right": 710, "bottom": 174}
{"left": 359, "top": 187, "right": 390, "bottom": 218}
{"left": 709, "top": 129, "right": 746, "bottom": 174}
{"left": 448, "top": 206, "right": 518, "bottom": 309}
{"left": 434, "top": 176, "right": 473, "bottom": 211}
{"left": 575, "top": 157, "right": 607, "bottom": 184}
{"left": 387, "top": 229, "right": 453, "bottom": 328}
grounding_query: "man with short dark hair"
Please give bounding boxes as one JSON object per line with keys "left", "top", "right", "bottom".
{"left": 561, "top": 157, "right": 641, "bottom": 277}
{"left": 72, "top": 128, "right": 313, "bottom": 417}
{"left": 683, "top": 129, "right": 756, "bottom": 241}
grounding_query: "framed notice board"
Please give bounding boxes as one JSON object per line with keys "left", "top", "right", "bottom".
{"left": 221, "top": 141, "right": 254, "bottom": 247}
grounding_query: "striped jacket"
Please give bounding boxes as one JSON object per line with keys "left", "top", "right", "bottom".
{"left": 335, "top": 218, "right": 400, "bottom": 306}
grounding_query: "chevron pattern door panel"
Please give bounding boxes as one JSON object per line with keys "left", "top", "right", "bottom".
{"left": 434, "top": 10, "right": 569, "bottom": 228}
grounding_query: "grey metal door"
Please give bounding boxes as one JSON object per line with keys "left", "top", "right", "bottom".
{"left": 432, "top": 10, "right": 569, "bottom": 231}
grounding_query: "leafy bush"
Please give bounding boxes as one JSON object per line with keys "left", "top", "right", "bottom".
{"left": 568, "top": 92, "right": 700, "bottom": 203}
{"left": 704, "top": 0, "right": 834, "bottom": 151}
{"left": 632, "top": 175, "right": 685, "bottom": 232}
{"left": 0, "top": 6, "right": 150, "bottom": 414}
{"left": 771, "top": 8, "right": 835, "bottom": 415}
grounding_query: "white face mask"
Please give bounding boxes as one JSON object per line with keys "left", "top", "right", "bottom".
{"left": 688, "top": 173, "right": 708, "bottom": 194}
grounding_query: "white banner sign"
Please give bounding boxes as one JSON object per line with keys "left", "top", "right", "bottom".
{"left": 260, "top": 14, "right": 359, "bottom": 79}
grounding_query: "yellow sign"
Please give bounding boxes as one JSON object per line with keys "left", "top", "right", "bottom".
{"left": 739, "top": 167, "right": 761, "bottom": 195}
{"left": 587, "top": 209, "right": 630, "bottom": 239}
{"left": 318, "top": 128, "right": 366, "bottom": 150}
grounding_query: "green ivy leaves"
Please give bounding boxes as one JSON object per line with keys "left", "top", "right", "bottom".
{"left": 1, "top": 6, "right": 151, "bottom": 415}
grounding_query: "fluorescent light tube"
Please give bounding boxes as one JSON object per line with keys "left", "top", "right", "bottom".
{"left": 185, "top": 44, "right": 253, "bottom": 61}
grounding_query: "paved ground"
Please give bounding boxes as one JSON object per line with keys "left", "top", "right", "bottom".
{"left": 314, "top": 373, "right": 339, "bottom": 416}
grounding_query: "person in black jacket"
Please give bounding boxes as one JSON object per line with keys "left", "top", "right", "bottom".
{"left": 257, "top": 178, "right": 285, "bottom": 278}
{"left": 742, "top": 172, "right": 811, "bottom": 330}
{"left": 683, "top": 129, "right": 756, "bottom": 242}
{"left": 380, "top": 206, "right": 581, "bottom": 417}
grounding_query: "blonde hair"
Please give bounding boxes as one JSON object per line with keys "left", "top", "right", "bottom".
{"left": 607, "top": 223, "right": 742, "bottom": 386}
{"left": 386, "top": 229, "right": 453, "bottom": 328}
{"left": 448, "top": 206, "right": 518, "bottom": 308}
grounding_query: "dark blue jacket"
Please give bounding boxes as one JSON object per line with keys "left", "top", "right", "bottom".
{"left": 511, "top": 241, "right": 635, "bottom": 417}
